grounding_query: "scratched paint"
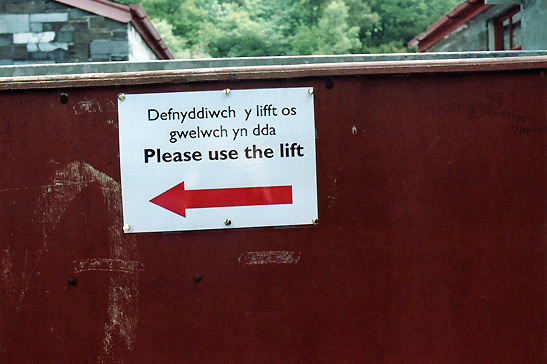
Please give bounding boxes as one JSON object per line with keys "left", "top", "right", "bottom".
{"left": 73, "top": 99, "right": 103, "bottom": 114}
{"left": 74, "top": 259, "right": 144, "bottom": 274}
{"left": 0, "top": 247, "right": 27, "bottom": 312}
{"left": 0, "top": 246, "right": 29, "bottom": 313}
{"left": 1, "top": 59, "right": 545, "bottom": 364}
{"left": 32, "top": 161, "right": 140, "bottom": 363}
{"left": 238, "top": 251, "right": 301, "bottom": 265}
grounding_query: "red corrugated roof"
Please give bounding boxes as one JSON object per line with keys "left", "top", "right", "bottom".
{"left": 54, "top": 0, "right": 174, "bottom": 59}
{"left": 409, "top": 0, "right": 492, "bottom": 52}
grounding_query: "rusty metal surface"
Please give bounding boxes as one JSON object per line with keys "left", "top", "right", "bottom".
{"left": 0, "top": 62, "right": 545, "bottom": 363}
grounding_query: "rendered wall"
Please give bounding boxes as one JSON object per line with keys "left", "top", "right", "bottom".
{"left": 428, "top": 5, "right": 514, "bottom": 52}
{"left": 128, "top": 24, "right": 157, "bottom": 62}
{"left": 521, "top": 0, "right": 547, "bottom": 50}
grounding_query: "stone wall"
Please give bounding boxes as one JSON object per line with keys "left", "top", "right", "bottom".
{"left": 0, "top": 0, "right": 156, "bottom": 65}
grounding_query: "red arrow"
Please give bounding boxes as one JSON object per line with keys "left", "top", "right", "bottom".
{"left": 150, "top": 182, "right": 292, "bottom": 217}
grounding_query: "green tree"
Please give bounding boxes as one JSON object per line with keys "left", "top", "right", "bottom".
{"left": 207, "top": 3, "right": 269, "bottom": 57}
{"left": 315, "top": 0, "right": 361, "bottom": 54}
{"left": 366, "top": 0, "right": 460, "bottom": 52}
{"left": 345, "top": 0, "right": 381, "bottom": 49}
{"left": 117, "top": 0, "right": 460, "bottom": 57}
{"left": 291, "top": 24, "right": 319, "bottom": 55}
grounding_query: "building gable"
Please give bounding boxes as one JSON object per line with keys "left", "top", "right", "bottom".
{"left": 0, "top": 0, "right": 173, "bottom": 65}
{"left": 409, "top": 0, "right": 546, "bottom": 52}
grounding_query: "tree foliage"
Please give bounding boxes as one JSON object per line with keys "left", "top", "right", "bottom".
{"left": 118, "top": 0, "right": 460, "bottom": 58}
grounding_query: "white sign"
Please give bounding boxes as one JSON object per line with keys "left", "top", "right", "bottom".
{"left": 118, "top": 87, "right": 318, "bottom": 233}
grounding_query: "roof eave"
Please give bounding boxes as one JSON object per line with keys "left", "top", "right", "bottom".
{"left": 54, "top": 0, "right": 131, "bottom": 23}
{"left": 129, "top": 5, "right": 175, "bottom": 60}
{"left": 409, "top": 0, "right": 492, "bottom": 52}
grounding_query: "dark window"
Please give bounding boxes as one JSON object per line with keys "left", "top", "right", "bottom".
{"left": 494, "top": 6, "right": 522, "bottom": 50}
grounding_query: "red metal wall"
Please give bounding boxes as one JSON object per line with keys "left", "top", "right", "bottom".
{"left": 1, "top": 61, "right": 545, "bottom": 363}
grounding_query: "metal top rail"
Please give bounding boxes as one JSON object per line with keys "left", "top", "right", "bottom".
{"left": 0, "top": 51, "right": 545, "bottom": 90}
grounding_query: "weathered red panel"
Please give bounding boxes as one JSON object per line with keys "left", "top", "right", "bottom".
{"left": 0, "top": 61, "right": 545, "bottom": 363}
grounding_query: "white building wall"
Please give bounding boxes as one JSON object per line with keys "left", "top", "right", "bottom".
{"left": 128, "top": 25, "right": 158, "bottom": 61}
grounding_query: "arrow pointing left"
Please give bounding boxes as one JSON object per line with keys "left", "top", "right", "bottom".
{"left": 150, "top": 182, "right": 293, "bottom": 217}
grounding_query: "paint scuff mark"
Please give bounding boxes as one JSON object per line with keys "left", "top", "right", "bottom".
{"left": 238, "top": 251, "right": 301, "bottom": 265}
{"left": 1, "top": 249, "right": 13, "bottom": 281}
{"left": 37, "top": 161, "right": 118, "bottom": 235}
{"left": 74, "top": 259, "right": 144, "bottom": 274}
{"left": 73, "top": 99, "right": 103, "bottom": 114}
{"left": 30, "top": 161, "right": 139, "bottom": 363}
{"left": 101, "top": 285, "right": 138, "bottom": 357}
{"left": 106, "top": 119, "right": 116, "bottom": 127}
{"left": 1, "top": 247, "right": 30, "bottom": 312}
